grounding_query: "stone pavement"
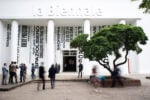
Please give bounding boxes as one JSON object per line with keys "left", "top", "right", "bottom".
{"left": 0, "top": 74, "right": 150, "bottom": 100}
{"left": 0, "top": 72, "right": 89, "bottom": 91}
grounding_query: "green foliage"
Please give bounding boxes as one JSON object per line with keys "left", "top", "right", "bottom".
{"left": 70, "top": 24, "right": 148, "bottom": 74}
{"left": 139, "top": 0, "right": 150, "bottom": 13}
{"left": 70, "top": 33, "right": 88, "bottom": 52}
{"left": 132, "top": 0, "right": 150, "bottom": 13}
{"left": 93, "top": 24, "right": 148, "bottom": 57}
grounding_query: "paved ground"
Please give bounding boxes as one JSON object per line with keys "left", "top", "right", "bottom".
{"left": 0, "top": 74, "right": 150, "bottom": 100}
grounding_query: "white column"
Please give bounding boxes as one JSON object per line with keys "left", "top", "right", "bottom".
{"left": 129, "top": 20, "right": 139, "bottom": 74}
{"left": 83, "top": 20, "right": 90, "bottom": 75}
{"left": 47, "top": 20, "right": 55, "bottom": 68}
{"left": 10, "top": 20, "right": 18, "bottom": 62}
{"left": 84, "top": 19, "right": 90, "bottom": 40}
{"left": 0, "top": 20, "right": 3, "bottom": 66}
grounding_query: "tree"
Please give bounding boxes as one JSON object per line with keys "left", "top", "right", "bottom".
{"left": 139, "top": 0, "right": 150, "bottom": 13}
{"left": 132, "top": 0, "right": 150, "bottom": 13}
{"left": 70, "top": 33, "right": 88, "bottom": 53}
{"left": 70, "top": 24, "right": 148, "bottom": 76}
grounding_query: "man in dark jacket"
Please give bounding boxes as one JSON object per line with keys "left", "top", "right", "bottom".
{"left": 37, "top": 62, "right": 45, "bottom": 90}
{"left": 48, "top": 64, "right": 56, "bottom": 89}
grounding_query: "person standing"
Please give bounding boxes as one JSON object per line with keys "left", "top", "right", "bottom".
{"left": 31, "top": 63, "right": 35, "bottom": 80}
{"left": 9, "top": 61, "right": 13, "bottom": 84}
{"left": 12, "top": 62, "right": 18, "bottom": 84}
{"left": 37, "top": 62, "right": 45, "bottom": 90}
{"left": 9, "top": 61, "right": 18, "bottom": 84}
{"left": 111, "top": 67, "right": 124, "bottom": 87}
{"left": 2, "top": 63, "right": 8, "bottom": 85}
{"left": 78, "top": 61, "right": 83, "bottom": 78}
{"left": 48, "top": 64, "right": 56, "bottom": 89}
{"left": 19, "top": 63, "right": 27, "bottom": 82}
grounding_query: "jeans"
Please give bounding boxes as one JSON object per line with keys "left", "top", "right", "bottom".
{"left": 50, "top": 77, "right": 55, "bottom": 89}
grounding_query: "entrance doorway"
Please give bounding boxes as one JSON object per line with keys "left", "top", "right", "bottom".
{"left": 63, "top": 50, "right": 77, "bottom": 72}
{"left": 63, "top": 56, "right": 76, "bottom": 72}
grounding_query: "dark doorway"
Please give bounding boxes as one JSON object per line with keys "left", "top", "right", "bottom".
{"left": 63, "top": 56, "right": 76, "bottom": 72}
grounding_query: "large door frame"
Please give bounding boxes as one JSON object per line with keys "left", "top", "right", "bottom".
{"left": 62, "top": 50, "right": 77, "bottom": 72}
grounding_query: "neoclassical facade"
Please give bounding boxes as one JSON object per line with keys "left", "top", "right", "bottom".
{"left": 0, "top": 0, "right": 150, "bottom": 75}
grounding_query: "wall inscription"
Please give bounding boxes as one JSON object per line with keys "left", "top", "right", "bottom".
{"left": 35, "top": 26, "right": 40, "bottom": 67}
{"left": 33, "top": 5, "right": 102, "bottom": 17}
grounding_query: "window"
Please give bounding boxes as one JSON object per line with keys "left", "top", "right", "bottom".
{"left": 21, "top": 25, "right": 28, "bottom": 47}
{"left": 55, "top": 26, "right": 83, "bottom": 49}
{"left": 90, "top": 25, "right": 111, "bottom": 36}
{"left": 39, "top": 26, "right": 44, "bottom": 58}
{"left": 6, "top": 24, "right": 11, "bottom": 47}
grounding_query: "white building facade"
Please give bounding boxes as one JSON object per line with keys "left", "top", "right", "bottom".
{"left": 0, "top": 0, "right": 150, "bottom": 75}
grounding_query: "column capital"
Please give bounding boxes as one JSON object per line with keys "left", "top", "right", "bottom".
{"left": 11, "top": 20, "right": 18, "bottom": 24}
{"left": 48, "top": 20, "right": 54, "bottom": 23}
{"left": 119, "top": 20, "right": 126, "bottom": 24}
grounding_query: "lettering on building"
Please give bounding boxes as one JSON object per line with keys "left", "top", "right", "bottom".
{"left": 35, "top": 26, "right": 40, "bottom": 67}
{"left": 33, "top": 5, "right": 102, "bottom": 17}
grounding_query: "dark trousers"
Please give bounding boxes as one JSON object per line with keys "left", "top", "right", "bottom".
{"left": 50, "top": 77, "right": 55, "bottom": 89}
{"left": 20, "top": 72, "right": 26, "bottom": 82}
{"left": 78, "top": 71, "right": 82, "bottom": 78}
{"left": 12, "top": 72, "right": 18, "bottom": 84}
{"left": 9, "top": 72, "right": 17, "bottom": 84}
{"left": 31, "top": 72, "right": 35, "bottom": 80}
{"left": 37, "top": 77, "right": 45, "bottom": 90}
{"left": 9, "top": 72, "right": 13, "bottom": 84}
{"left": 2, "top": 75, "right": 7, "bottom": 85}
{"left": 111, "top": 76, "right": 123, "bottom": 87}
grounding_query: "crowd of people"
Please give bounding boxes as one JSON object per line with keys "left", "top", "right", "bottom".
{"left": 1, "top": 61, "right": 27, "bottom": 85}
{"left": 1, "top": 61, "right": 61, "bottom": 90}
{"left": 1, "top": 61, "right": 84, "bottom": 90}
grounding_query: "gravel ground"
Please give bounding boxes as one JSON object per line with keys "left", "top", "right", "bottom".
{"left": 0, "top": 75, "right": 150, "bottom": 100}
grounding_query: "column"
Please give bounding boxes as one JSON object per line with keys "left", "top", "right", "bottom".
{"left": 47, "top": 20, "right": 55, "bottom": 68}
{"left": 0, "top": 20, "right": 3, "bottom": 65}
{"left": 119, "top": 20, "right": 129, "bottom": 74}
{"left": 83, "top": 20, "right": 90, "bottom": 75}
{"left": 10, "top": 20, "right": 18, "bottom": 62}
{"left": 84, "top": 19, "right": 90, "bottom": 40}
{"left": 129, "top": 20, "right": 139, "bottom": 74}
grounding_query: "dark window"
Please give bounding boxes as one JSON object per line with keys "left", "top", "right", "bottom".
{"left": 6, "top": 24, "right": 11, "bottom": 47}
{"left": 21, "top": 25, "right": 28, "bottom": 47}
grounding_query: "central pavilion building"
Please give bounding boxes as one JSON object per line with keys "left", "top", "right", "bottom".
{"left": 0, "top": 0, "right": 149, "bottom": 75}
